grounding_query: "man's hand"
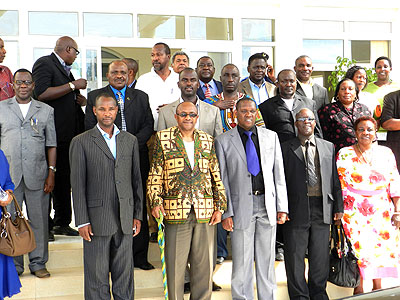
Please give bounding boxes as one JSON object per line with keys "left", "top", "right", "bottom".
{"left": 277, "top": 212, "right": 289, "bottom": 224}
{"left": 78, "top": 224, "right": 93, "bottom": 242}
{"left": 73, "top": 78, "right": 87, "bottom": 90}
{"left": 76, "top": 94, "right": 87, "bottom": 106}
{"left": 133, "top": 219, "right": 141, "bottom": 237}
{"left": 213, "top": 99, "right": 235, "bottom": 110}
{"left": 209, "top": 211, "right": 222, "bottom": 225}
{"left": 334, "top": 212, "right": 343, "bottom": 225}
{"left": 151, "top": 205, "right": 165, "bottom": 219}
{"left": 43, "top": 172, "right": 55, "bottom": 194}
{"left": 267, "top": 64, "right": 276, "bottom": 83}
{"left": 222, "top": 217, "right": 234, "bottom": 231}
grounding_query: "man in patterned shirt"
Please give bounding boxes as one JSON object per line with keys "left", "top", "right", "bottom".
{"left": 148, "top": 101, "right": 227, "bottom": 300}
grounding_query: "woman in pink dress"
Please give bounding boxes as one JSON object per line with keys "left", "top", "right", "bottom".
{"left": 336, "top": 116, "right": 400, "bottom": 294}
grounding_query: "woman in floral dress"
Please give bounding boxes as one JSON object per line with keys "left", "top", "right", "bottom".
{"left": 336, "top": 116, "right": 400, "bottom": 294}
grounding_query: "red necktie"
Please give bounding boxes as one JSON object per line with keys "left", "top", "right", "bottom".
{"left": 204, "top": 83, "right": 212, "bottom": 98}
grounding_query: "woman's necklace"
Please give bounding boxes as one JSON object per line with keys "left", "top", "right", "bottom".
{"left": 356, "top": 143, "right": 373, "bottom": 166}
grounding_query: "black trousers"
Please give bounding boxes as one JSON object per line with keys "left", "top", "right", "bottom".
{"left": 282, "top": 196, "right": 330, "bottom": 300}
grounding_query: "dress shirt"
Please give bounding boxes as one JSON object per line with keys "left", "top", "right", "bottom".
{"left": 0, "top": 65, "right": 14, "bottom": 101}
{"left": 179, "top": 97, "right": 200, "bottom": 129}
{"left": 249, "top": 78, "right": 269, "bottom": 105}
{"left": 183, "top": 140, "right": 195, "bottom": 169}
{"left": 135, "top": 67, "right": 180, "bottom": 130}
{"left": 96, "top": 123, "right": 120, "bottom": 159}
{"left": 298, "top": 135, "right": 322, "bottom": 196}
{"left": 128, "top": 79, "right": 136, "bottom": 88}
{"left": 199, "top": 79, "right": 219, "bottom": 97}
{"left": 237, "top": 125, "right": 265, "bottom": 192}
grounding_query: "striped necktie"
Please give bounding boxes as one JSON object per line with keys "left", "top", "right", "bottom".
{"left": 204, "top": 83, "right": 212, "bottom": 98}
{"left": 116, "top": 92, "right": 127, "bottom": 131}
{"left": 306, "top": 141, "right": 317, "bottom": 186}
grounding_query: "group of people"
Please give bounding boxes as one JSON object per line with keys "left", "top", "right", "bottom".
{"left": 0, "top": 34, "right": 400, "bottom": 300}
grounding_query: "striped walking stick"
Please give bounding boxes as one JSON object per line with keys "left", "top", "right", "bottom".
{"left": 155, "top": 214, "right": 168, "bottom": 300}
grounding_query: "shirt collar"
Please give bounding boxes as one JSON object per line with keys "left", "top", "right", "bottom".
{"left": 297, "top": 78, "right": 314, "bottom": 86}
{"left": 110, "top": 85, "right": 127, "bottom": 100}
{"left": 237, "top": 124, "right": 257, "bottom": 136}
{"left": 248, "top": 78, "right": 265, "bottom": 89}
{"left": 53, "top": 51, "right": 67, "bottom": 67}
{"left": 199, "top": 79, "right": 213, "bottom": 88}
{"left": 96, "top": 123, "right": 120, "bottom": 139}
{"left": 298, "top": 134, "right": 315, "bottom": 146}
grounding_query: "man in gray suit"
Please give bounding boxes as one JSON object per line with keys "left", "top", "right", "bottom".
{"left": 0, "top": 69, "right": 57, "bottom": 278}
{"left": 294, "top": 55, "right": 330, "bottom": 111}
{"left": 215, "top": 97, "right": 288, "bottom": 300}
{"left": 70, "top": 93, "right": 143, "bottom": 300}
{"left": 281, "top": 108, "right": 343, "bottom": 300}
{"left": 158, "top": 67, "right": 223, "bottom": 137}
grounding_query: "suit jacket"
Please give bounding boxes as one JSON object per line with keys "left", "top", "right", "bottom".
{"left": 281, "top": 137, "right": 343, "bottom": 225}
{"left": 296, "top": 82, "right": 330, "bottom": 111}
{"left": 196, "top": 79, "right": 223, "bottom": 100}
{"left": 0, "top": 97, "right": 56, "bottom": 190}
{"left": 215, "top": 126, "right": 288, "bottom": 229}
{"left": 69, "top": 127, "right": 143, "bottom": 236}
{"left": 85, "top": 85, "right": 154, "bottom": 153}
{"left": 32, "top": 53, "right": 84, "bottom": 145}
{"left": 259, "top": 94, "right": 322, "bottom": 143}
{"left": 147, "top": 126, "right": 227, "bottom": 224}
{"left": 157, "top": 99, "right": 223, "bottom": 137}
{"left": 238, "top": 78, "right": 277, "bottom": 102}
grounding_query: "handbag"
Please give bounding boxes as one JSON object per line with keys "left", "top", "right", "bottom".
{"left": 328, "top": 222, "right": 360, "bottom": 288}
{"left": 0, "top": 193, "right": 36, "bottom": 257}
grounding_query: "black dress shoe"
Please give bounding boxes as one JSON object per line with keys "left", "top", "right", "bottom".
{"left": 184, "top": 282, "right": 190, "bottom": 294}
{"left": 212, "top": 281, "right": 222, "bottom": 291}
{"left": 149, "top": 232, "right": 158, "bottom": 243}
{"left": 275, "top": 247, "right": 284, "bottom": 261}
{"left": 135, "top": 262, "right": 155, "bottom": 270}
{"left": 48, "top": 231, "right": 55, "bottom": 242}
{"left": 53, "top": 226, "right": 79, "bottom": 236}
{"left": 216, "top": 256, "right": 225, "bottom": 264}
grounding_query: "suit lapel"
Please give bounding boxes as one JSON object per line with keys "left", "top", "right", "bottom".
{"left": 8, "top": 98, "right": 24, "bottom": 122}
{"left": 291, "top": 138, "right": 305, "bottom": 164}
{"left": 243, "top": 79, "right": 253, "bottom": 99}
{"left": 230, "top": 127, "right": 247, "bottom": 164}
{"left": 115, "top": 133, "right": 126, "bottom": 164}
{"left": 198, "top": 100, "right": 205, "bottom": 129}
{"left": 91, "top": 127, "right": 114, "bottom": 160}
{"left": 123, "top": 87, "right": 134, "bottom": 111}
{"left": 51, "top": 53, "right": 71, "bottom": 79}
{"left": 296, "top": 83, "right": 306, "bottom": 97}
{"left": 23, "top": 100, "right": 41, "bottom": 124}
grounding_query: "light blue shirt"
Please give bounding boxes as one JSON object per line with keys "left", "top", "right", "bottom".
{"left": 109, "top": 85, "right": 127, "bottom": 102}
{"left": 96, "top": 123, "right": 120, "bottom": 159}
{"left": 199, "top": 79, "right": 218, "bottom": 97}
{"left": 249, "top": 79, "right": 269, "bottom": 105}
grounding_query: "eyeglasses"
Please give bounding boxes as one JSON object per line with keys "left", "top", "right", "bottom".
{"left": 14, "top": 80, "right": 33, "bottom": 86}
{"left": 177, "top": 112, "right": 198, "bottom": 118}
{"left": 68, "top": 46, "right": 80, "bottom": 55}
{"left": 296, "top": 117, "right": 315, "bottom": 122}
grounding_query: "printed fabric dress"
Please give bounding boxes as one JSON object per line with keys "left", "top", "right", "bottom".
{"left": 336, "top": 145, "right": 400, "bottom": 280}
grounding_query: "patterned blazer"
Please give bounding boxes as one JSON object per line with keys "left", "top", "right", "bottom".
{"left": 147, "top": 126, "right": 227, "bottom": 224}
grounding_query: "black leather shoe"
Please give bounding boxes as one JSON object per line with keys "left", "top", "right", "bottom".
{"left": 216, "top": 256, "right": 225, "bottom": 264}
{"left": 212, "top": 281, "right": 222, "bottom": 291}
{"left": 53, "top": 226, "right": 79, "bottom": 236}
{"left": 184, "top": 282, "right": 190, "bottom": 294}
{"left": 275, "top": 247, "right": 284, "bottom": 261}
{"left": 149, "top": 232, "right": 158, "bottom": 243}
{"left": 135, "top": 262, "right": 155, "bottom": 270}
{"left": 48, "top": 231, "right": 55, "bottom": 242}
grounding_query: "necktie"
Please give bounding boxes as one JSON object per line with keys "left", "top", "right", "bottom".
{"left": 244, "top": 131, "right": 260, "bottom": 176}
{"left": 116, "top": 92, "right": 127, "bottom": 131}
{"left": 305, "top": 141, "right": 317, "bottom": 186}
{"left": 63, "top": 64, "right": 71, "bottom": 76}
{"left": 204, "top": 83, "right": 212, "bottom": 98}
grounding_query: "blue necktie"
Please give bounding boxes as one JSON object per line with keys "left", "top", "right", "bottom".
{"left": 244, "top": 131, "right": 260, "bottom": 176}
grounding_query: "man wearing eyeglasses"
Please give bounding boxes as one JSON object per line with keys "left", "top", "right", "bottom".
{"left": 280, "top": 108, "right": 343, "bottom": 300}
{"left": 148, "top": 101, "right": 227, "bottom": 300}
{"left": 32, "top": 36, "right": 87, "bottom": 240}
{"left": 0, "top": 69, "right": 57, "bottom": 278}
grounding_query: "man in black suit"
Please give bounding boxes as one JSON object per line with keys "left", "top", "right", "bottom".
{"left": 85, "top": 60, "right": 154, "bottom": 270}
{"left": 294, "top": 55, "right": 330, "bottom": 111}
{"left": 259, "top": 69, "right": 322, "bottom": 143}
{"left": 196, "top": 56, "right": 222, "bottom": 100}
{"left": 33, "top": 36, "right": 87, "bottom": 237}
{"left": 281, "top": 108, "right": 343, "bottom": 300}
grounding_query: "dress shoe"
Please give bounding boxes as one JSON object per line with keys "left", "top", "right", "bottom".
{"left": 48, "top": 230, "right": 55, "bottom": 242}
{"left": 31, "top": 268, "right": 50, "bottom": 278}
{"left": 216, "top": 256, "right": 225, "bottom": 264}
{"left": 212, "top": 281, "right": 222, "bottom": 291}
{"left": 184, "top": 282, "right": 190, "bottom": 294}
{"left": 53, "top": 225, "right": 79, "bottom": 236}
{"left": 135, "top": 261, "right": 155, "bottom": 270}
{"left": 149, "top": 232, "right": 158, "bottom": 243}
{"left": 275, "top": 247, "right": 284, "bottom": 261}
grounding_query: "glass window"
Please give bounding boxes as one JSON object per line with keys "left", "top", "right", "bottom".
{"left": 138, "top": 14, "right": 184, "bottom": 39}
{"left": 302, "top": 20, "right": 344, "bottom": 35}
{"left": 351, "top": 40, "right": 390, "bottom": 64}
{"left": 302, "top": 39, "right": 343, "bottom": 64}
{"left": 33, "top": 48, "right": 81, "bottom": 78}
{"left": 86, "top": 50, "right": 98, "bottom": 93}
{"left": 0, "top": 10, "right": 18, "bottom": 36}
{"left": 29, "top": 12, "right": 78, "bottom": 36}
{"left": 241, "top": 46, "right": 274, "bottom": 78}
{"left": 190, "top": 17, "right": 233, "bottom": 40}
{"left": 84, "top": 13, "right": 133, "bottom": 37}
{"left": 348, "top": 22, "right": 391, "bottom": 34}
{"left": 242, "top": 19, "right": 274, "bottom": 42}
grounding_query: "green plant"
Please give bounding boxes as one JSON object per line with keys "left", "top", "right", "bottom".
{"left": 327, "top": 56, "right": 377, "bottom": 92}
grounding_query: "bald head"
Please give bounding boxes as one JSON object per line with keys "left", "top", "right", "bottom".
{"left": 54, "top": 36, "right": 78, "bottom": 65}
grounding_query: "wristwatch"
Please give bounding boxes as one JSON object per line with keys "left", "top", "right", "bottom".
{"left": 49, "top": 166, "right": 57, "bottom": 173}
{"left": 68, "top": 82, "right": 75, "bottom": 91}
